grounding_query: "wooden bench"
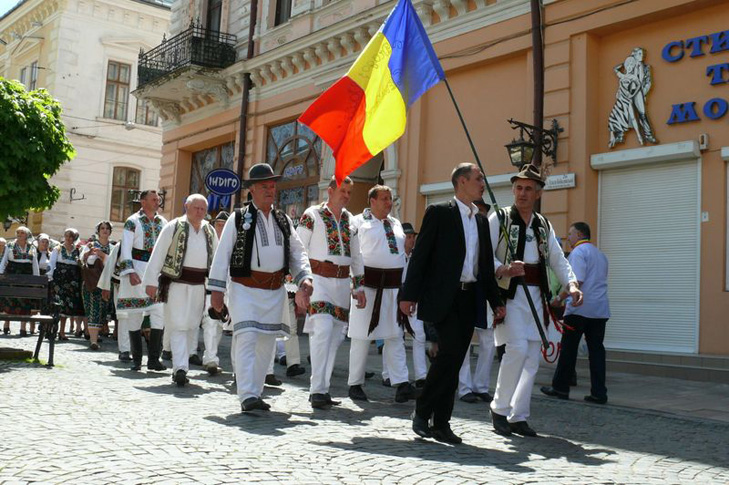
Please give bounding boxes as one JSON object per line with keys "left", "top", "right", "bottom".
{"left": 0, "top": 273, "right": 60, "bottom": 367}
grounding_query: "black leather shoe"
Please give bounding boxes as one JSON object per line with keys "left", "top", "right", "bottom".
{"left": 459, "top": 392, "right": 478, "bottom": 403}
{"left": 412, "top": 413, "right": 432, "bottom": 438}
{"left": 19, "top": 329, "right": 28, "bottom": 337}
{"left": 540, "top": 386, "right": 569, "bottom": 400}
{"left": 382, "top": 378, "right": 391, "bottom": 387}
{"left": 265, "top": 374, "right": 282, "bottom": 386}
{"left": 509, "top": 421, "right": 537, "bottom": 437}
{"left": 310, "top": 393, "right": 330, "bottom": 409}
{"left": 258, "top": 399, "right": 271, "bottom": 411}
{"left": 241, "top": 397, "right": 262, "bottom": 412}
{"left": 161, "top": 350, "right": 172, "bottom": 361}
{"left": 491, "top": 410, "right": 512, "bottom": 436}
{"left": 348, "top": 385, "right": 368, "bottom": 401}
{"left": 395, "top": 382, "right": 418, "bottom": 403}
{"left": 325, "top": 393, "right": 341, "bottom": 406}
{"left": 188, "top": 354, "right": 203, "bottom": 366}
{"left": 584, "top": 395, "right": 608, "bottom": 404}
{"left": 415, "top": 379, "right": 426, "bottom": 389}
{"left": 130, "top": 362, "right": 142, "bottom": 371}
{"left": 147, "top": 359, "right": 167, "bottom": 371}
{"left": 286, "top": 364, "right": 306, "bottom": 377}
{"left": 364, "top": 371, "right": 375, "bottom": 379}
{"left": 279, "top": 355, "right": 287, "bottom": 367}
{"left": 118, "top": 351, "right": 131, "bottom": 362}
{"left": 474, "top": 392, "right": 493, "bottom": 402}
{"left": 431, "top": 426, "right": 462, "bottom": 444}
{"left": 173, "top": 369, "right": 189, "bottom": 387}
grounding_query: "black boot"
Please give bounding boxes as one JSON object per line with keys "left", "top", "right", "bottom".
{"left": 129, "top": 330, "right": 143, "bottom": 371}
{"left": 147, "top": 329, "right": 167, "bottom": 371}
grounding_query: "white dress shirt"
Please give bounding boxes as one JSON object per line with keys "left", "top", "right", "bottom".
{"left": 455, "top": 197, "right": 479, "bottom": 283}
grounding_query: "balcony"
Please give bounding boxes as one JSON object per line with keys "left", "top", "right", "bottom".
{"left": 137, "top": 22, "right": 237, "bottom": 88}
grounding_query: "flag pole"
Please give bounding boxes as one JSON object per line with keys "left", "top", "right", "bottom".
{"left": 443, "top": 77, "right": 549, "bottom": 350}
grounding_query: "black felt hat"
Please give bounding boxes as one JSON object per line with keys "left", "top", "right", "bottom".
{"left": 402, "top": 223, "right": 418, "bottom": 235}
{"left": 213, "top": 211, "right": 230, "bottom": 222}
{"left": 244, "top": 163, "right": 282, "bottom": 187}
{"left": 510, "top": 164, "right": 545, "bottom": 187}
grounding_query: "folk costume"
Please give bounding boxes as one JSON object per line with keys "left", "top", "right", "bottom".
{"left": 209, "top": 200, "right": 312, "bottom": 408}
{"left": 489, "top": 180, "right": 576, "bottom": 428}
{"left": 458, "top": 301, "right": 496, "bottom": 402}
{"left": 119, "top": 209, "right": 168, "bottom": 371}
{"left": 348, "top": 209, "right": 410, "bottom": 392}
{"left": 80, "top": 241, "right": 112, "bottom": 331}
{"left": 98, "top": 243, "right": 130, "bottom": 358}
{"left": 0, "top": 240, "right": 40, "bottom": 315}
{"left": 143, "top": 215, "right": 218, "bottom": 384}
{"left": 49, "top": 245, "right": 85, "bottom": 318}
{"left": 297, "top": 202, "right": 360, "bottom": 403}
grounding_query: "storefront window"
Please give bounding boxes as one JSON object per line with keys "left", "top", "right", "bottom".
{"left": 267, "top": 120, "right": 321, "bottom": 222}
{"left": 190, "top": 141, "right": 235, "bottom": 212}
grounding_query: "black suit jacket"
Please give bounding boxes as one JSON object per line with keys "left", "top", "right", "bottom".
{"left": 401, "top": 199, "right": 503, "bottom": 324}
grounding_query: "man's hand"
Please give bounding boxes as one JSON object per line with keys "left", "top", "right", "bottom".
{"left": 145, "top": 285, "right": 157, "bottom": 299}
{"left": 497, "top": 261, "right": 525, "bottom": 279}
{"left": 211, "top": 291, "right": 224, "bottom": 313}
{"left": 129, "top": 272, "right": 141, "bottom": 286}
{"left": 295, "top": 280, "right": 313, "bottom": 312}
{"left": 568, "top": 283, "right": 583, "bottom": 307}
{"left": 101, "top": 290, "right": 110, "bottom": 301}
{"left": 353, "top": 290, "right": 366, "bottom": 309}
{"left": 428, "top": 342, "right": 439, "bottom": 358}
{"left": 399, "top": 300, "right": 416, "bottom": 316}
{"left": 493, "top": 306, "right": 506, "bottom": 322}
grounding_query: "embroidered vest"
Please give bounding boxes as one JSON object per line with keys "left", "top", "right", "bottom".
{"left": 230, "top": 204, "right": 291, "bottom": 277}
{"left": 161, "top": 219, "right": 216, "bottom": 280}
{"left": 495, "top": 205, "right": 552, "bottom": 300}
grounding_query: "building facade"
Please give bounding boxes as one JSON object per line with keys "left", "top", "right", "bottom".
{"left": 135, "top": 0, "right": 729, "bottom": 362}
{"left": 0, "top": 0, "right": 171, "bottom": 240}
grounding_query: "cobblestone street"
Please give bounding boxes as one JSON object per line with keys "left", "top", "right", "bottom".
{"left": 1, "top": 330, "right": 728, "bottom": 484}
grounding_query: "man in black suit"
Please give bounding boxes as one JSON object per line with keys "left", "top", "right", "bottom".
{"left": 400, "top": 163, "right": 505, "bottom": 444}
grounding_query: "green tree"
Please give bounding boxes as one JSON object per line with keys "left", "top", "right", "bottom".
{"left": 0, "top": 77, "right": 75, "bottom": 218}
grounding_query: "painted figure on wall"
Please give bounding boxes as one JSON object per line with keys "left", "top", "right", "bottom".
{"left": 608, "top": 47, "right": 657, "bottom": 148}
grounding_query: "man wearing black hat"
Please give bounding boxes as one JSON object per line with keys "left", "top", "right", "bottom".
{"left": 401, "top": 163, "right": 505, "bottom": 444}
{"left": 209, "top": 163, "right": 313, "bottom": 412}
{"left": 488, "top": 164, "right": 582, "bottom": 437}
{"left": 200, "top": 210, "right": 230, "bottom": 375}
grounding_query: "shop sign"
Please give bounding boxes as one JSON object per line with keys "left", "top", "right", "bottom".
{"left": 205, "top": 168, "right": 241, "bottom": 196}
{"left": 544, "top": 173, "right": 576, "bottom": 191}
{"left": 662, "top": 29, "right": 729, "bottom": 124}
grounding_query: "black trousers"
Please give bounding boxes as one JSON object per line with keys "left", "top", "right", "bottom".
{"left": 551, "top": 314, "right": 608, "bottom": 399}
{"left": 415, "top": 287, "right": 475, "bottom": 429}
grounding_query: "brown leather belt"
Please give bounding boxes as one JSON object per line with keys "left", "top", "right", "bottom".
{"left": 311, "top": 259, "right": 350, "bottom": 279}
{"left": 523, "top": 263, "right": 542, "bottom": 286}
{"left": 232, "top": 269, "right": 285, "bottom": 290}
{"left": 177, "top": 267, "right": 208, "bottom": 285}
{"left": 363, "top": 266, "right": 403, "bottom": 335}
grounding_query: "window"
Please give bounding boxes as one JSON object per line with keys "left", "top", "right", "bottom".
{"left": 135, "top": 98, "right": 159, "bottom": 127}
{"left": 274, "top": 0, "right": 292, "bottom": 26}
{"left": 267, "top": 120, "right": 321, "bottom": 221}
{"left": 19, "top": 67, "right": 27, "bottom": 87}
{"left": 29, "top": 61, "right": 38, "bottom": 90}
{"left": 190, "top": 141, "right": 235, "bottom": 214}
{"left": 110, "top": 167, "right": 141, "bottom": 222}
{"left": 104, "top": 61, "right": 131, "bottom": 120}
{"left": 206, "top": 0, "right": 222, "bottom": 31}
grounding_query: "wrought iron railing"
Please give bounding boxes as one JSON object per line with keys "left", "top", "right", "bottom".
{"left": 138, "top": 22, "right": 237, "bottom": 87}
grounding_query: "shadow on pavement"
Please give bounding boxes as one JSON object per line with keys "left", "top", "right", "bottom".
{"left": 206, "top": 411, "right": 319, "bottom": 436}
{"left": 135, "top": 381, "right": 209, "bottom": 398}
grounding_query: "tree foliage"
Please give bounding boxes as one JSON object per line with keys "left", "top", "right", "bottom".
{"left": 0, "top": 78, "right": 76, "bottom": 218}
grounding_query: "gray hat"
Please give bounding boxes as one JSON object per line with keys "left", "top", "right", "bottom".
{"left": 244, "top": 163, "right": 281, "bottom": 187}
{"left": 510, "top": 164, "right": 545, "bottom": 187}
{"left": 402, "top": 223, "right": 418, "bottom": 235}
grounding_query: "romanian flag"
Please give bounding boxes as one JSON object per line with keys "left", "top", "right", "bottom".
{"left": 299, "top": 0, "right": 445, "bottom": 184}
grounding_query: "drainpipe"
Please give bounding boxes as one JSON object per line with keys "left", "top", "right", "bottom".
{"left": 531, "top": 0, "right": 544, "bottom": 168}
{"left": 235, "top": 0, "right": 259, "bottom": 206}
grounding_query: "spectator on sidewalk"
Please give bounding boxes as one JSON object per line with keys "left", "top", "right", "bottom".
{"left": 541, "top": 222, "right": 610, "bottom": 404}
{"left": 49, "top": 228, "right": 85, "bottom": 340}
{"left": 0, "top": 227, "right": 40, "bottom": 336}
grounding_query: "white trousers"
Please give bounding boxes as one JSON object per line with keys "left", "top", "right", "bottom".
{"left": 308, "top": 315, "right": 346, "bottom": 394}
{"left": 113, "top": 289, "right": 130, "bottom": 353}
{"left": 202, "top": 314, "right": 224, "bottom": 366}
{"left": 348, "top": 337, "right": 408, "bottom": 387}
{"left": 235, "top": 332, "right": 277, "bottom": 402}
{"left": 458, "top": 327, "right": 496, "bottom": 397}
{"left": 381, "top": 317, "right": 427, "bottom": 382}
{"left": 126, "top": 305, "right": 164, "bottom": 331}
{"left": 163, "top": 324, "right": 171, "bottom": 352}
{"left": 170, "top": 328, "right": 198, "bottom": 373}
{"left": 490, "top": 339, "right": 541, "bottom": 423}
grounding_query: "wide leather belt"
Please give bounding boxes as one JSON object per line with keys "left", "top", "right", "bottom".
{"left": 523, "top": 263, "right": 542, "bottom": 286}
{"left": 458, "top": 281, "right": 476, "bottom": 291}
{"left": 363, "top": 266, "right": 403, "bottom": 335}
{"left": 176, "top": 267, "right": 208, "bottom": 285}
{"left": 232, "top": 269, "right": 285, "bottom": 290}
{"left": 311, "top": 259, "right": 350, "bottom": 279}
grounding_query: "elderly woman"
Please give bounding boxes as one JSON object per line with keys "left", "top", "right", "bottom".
{"left": 80, "top": 221, "right": 113, "bottom": 350}
{"left": 0, "top": 237, "right": 7, "bottom": 335}
{"left": 0, "top": 227, "right": 40, "bottom": 336}
{"left": 25, "top": 233, "right": 55, "bottom": 334}
{"left": 49, "top": 228, "right": 85, "bottom": 340}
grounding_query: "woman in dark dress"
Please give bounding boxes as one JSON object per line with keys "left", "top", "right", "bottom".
{"left": 49, "top": 228, "right": 85, "bottom": 340}
{"left": 0, "top": 227, "right": 40, "bottom": 336}
{"left": 81, "top": 222, "right": 113, "bottom": 350}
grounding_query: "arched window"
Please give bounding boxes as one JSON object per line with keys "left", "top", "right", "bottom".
{"left": 267, "top": 120, "right": 321, "bottom": 221}
{"left": 190, "top": 141, "right": 236, "bottom": 213}
{"left": 110, "top": 167, "right": 141, "bottom": 222}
